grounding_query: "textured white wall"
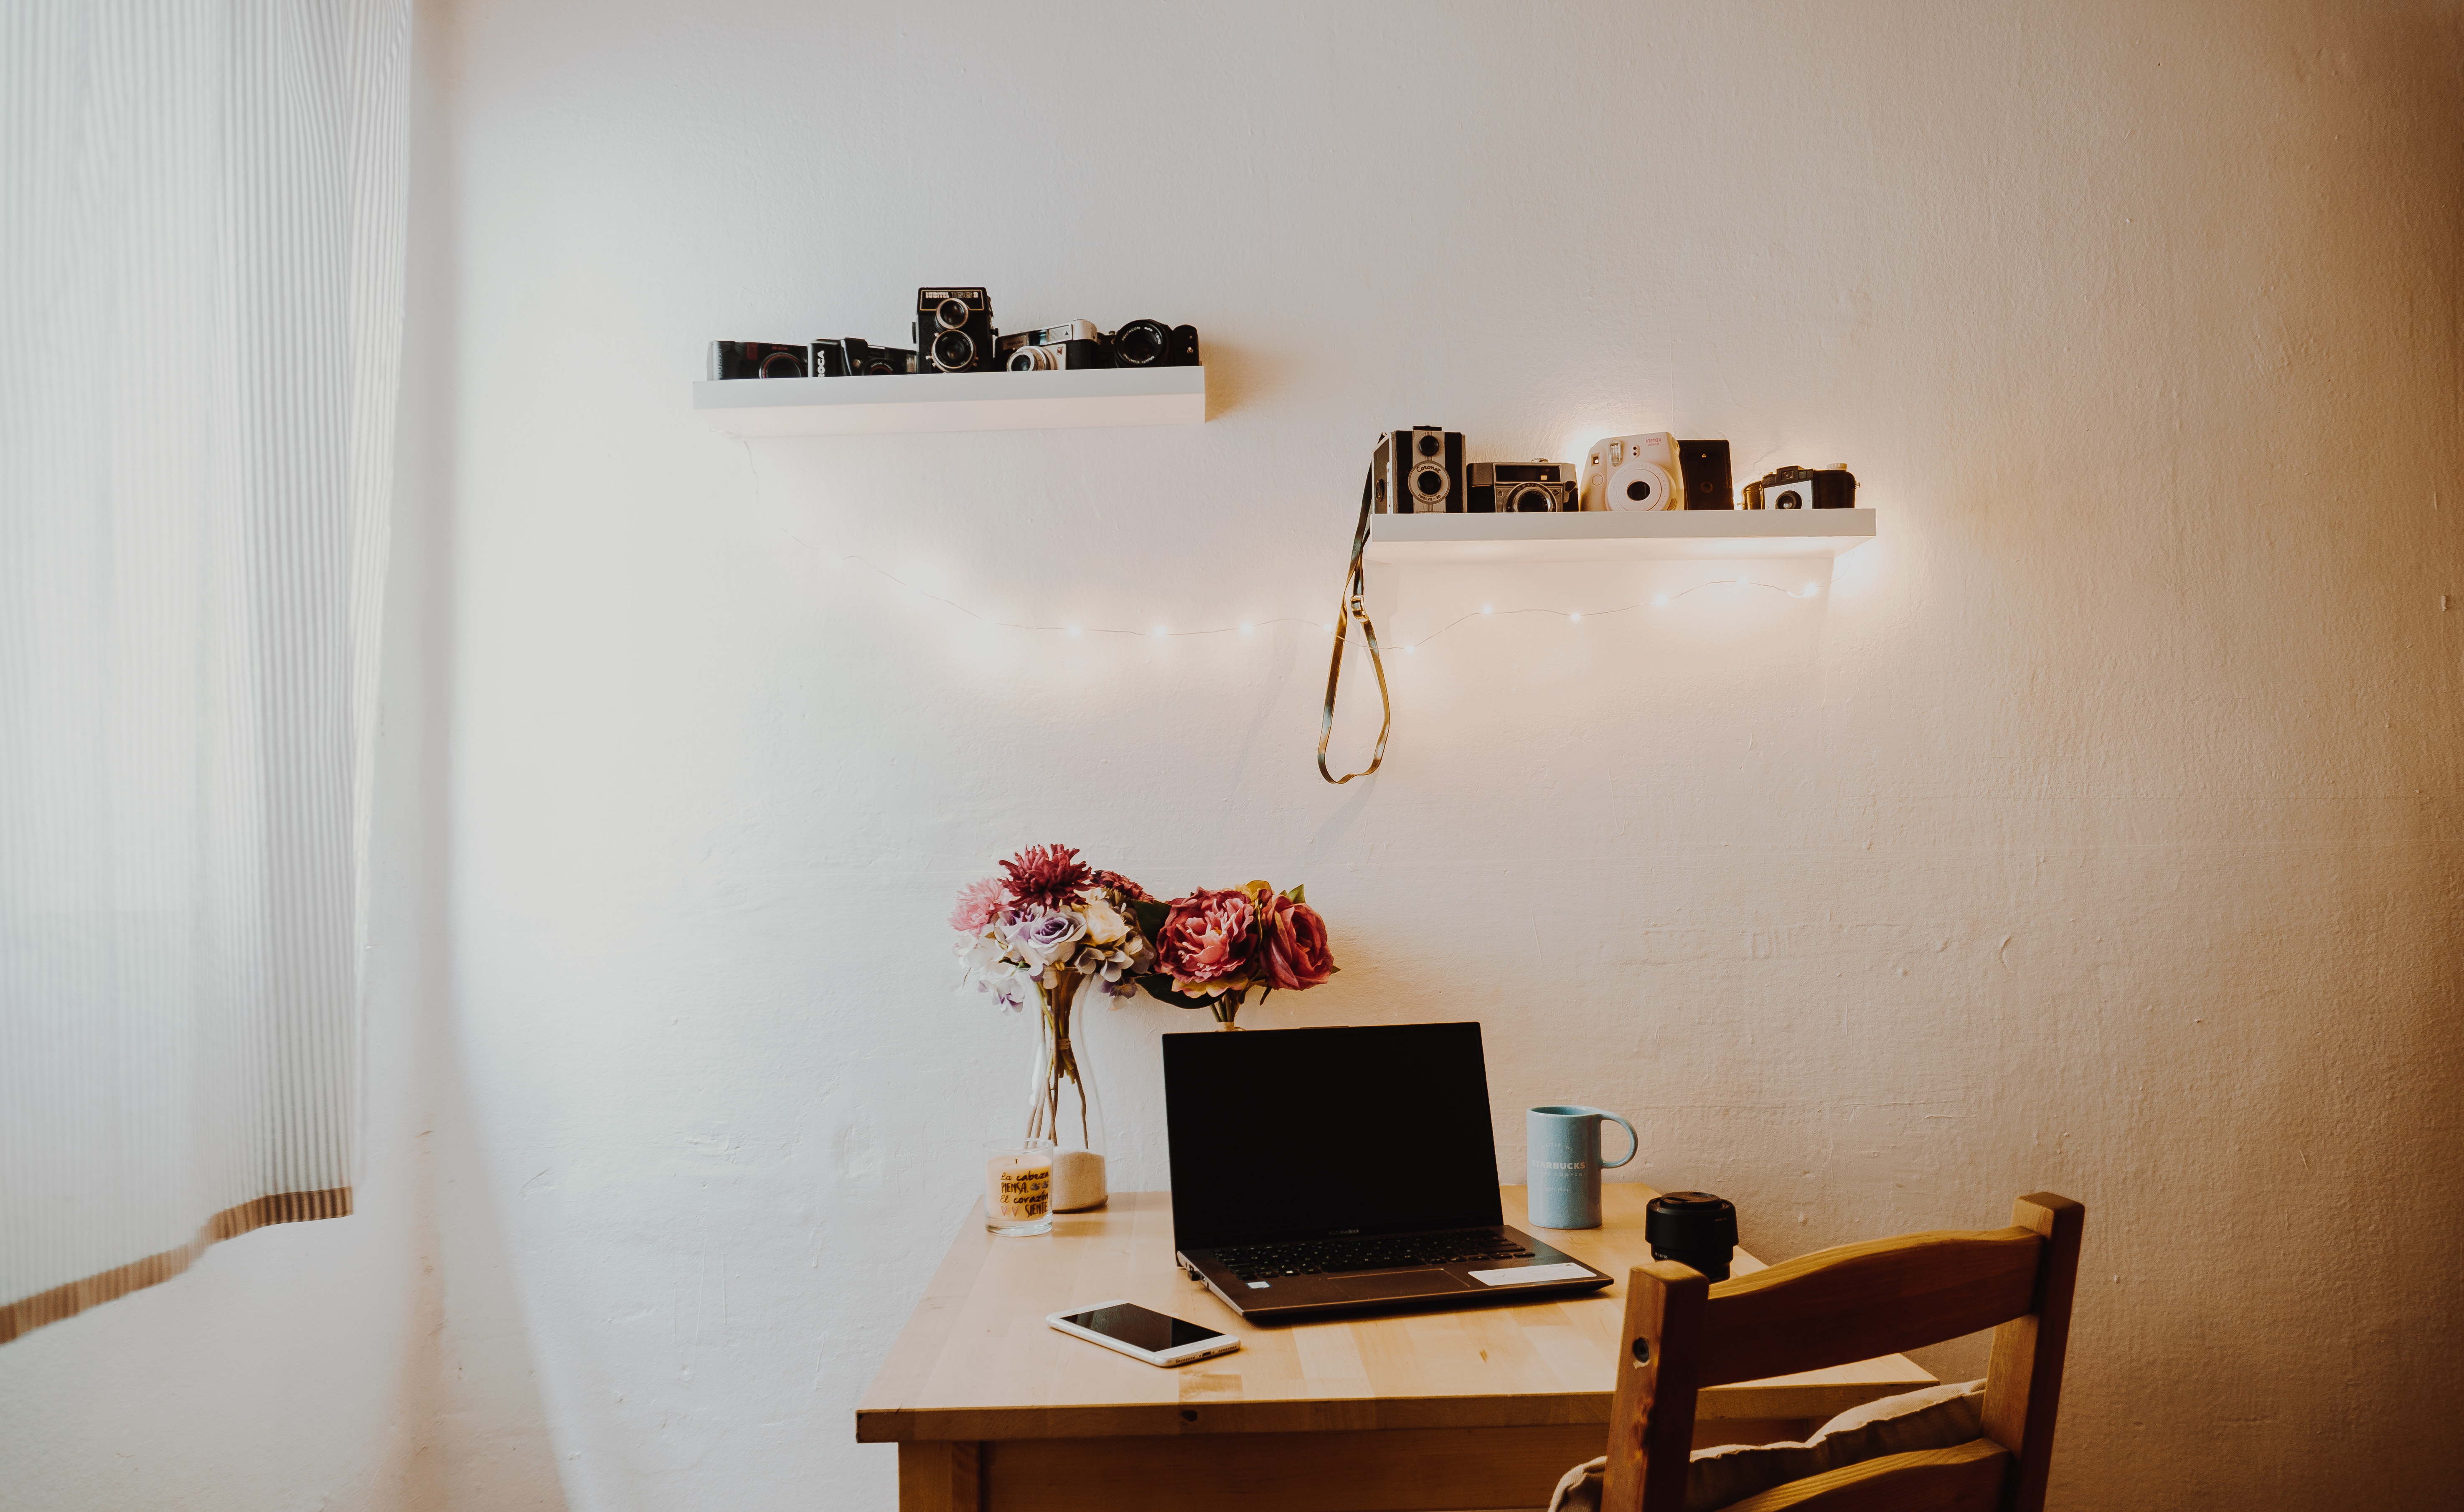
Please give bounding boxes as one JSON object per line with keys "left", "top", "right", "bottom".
{"left": 302, "top": 2, "right": 2464, "bottom": 1510}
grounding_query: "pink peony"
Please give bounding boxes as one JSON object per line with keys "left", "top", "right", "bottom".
{"left": 1154, "top": 888, "right": 1258, "bottom": 996}
{"left": 949, "top": 878, "right": 1007, "bottom": 933}
{"left": 1253, "top": 890, "right": 1336, "bottom": 990}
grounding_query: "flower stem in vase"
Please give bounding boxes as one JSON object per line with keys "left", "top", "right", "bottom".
{"left": 1030, "top": 969, "right": 1108, "bottom": 1210}
{"left": 1212, "top": 988, "right": 1252, "bottom": 1030}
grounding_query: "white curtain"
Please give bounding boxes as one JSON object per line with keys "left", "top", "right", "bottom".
{"left": 0, "top": 0, "right": 409, "bottom": 1342}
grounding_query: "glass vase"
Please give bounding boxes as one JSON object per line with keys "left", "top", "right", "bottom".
{"left": 1026, "top": 969, "right": 1108, "bottom": 1210}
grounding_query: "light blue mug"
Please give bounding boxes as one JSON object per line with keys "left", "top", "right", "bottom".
{"left": 1527, "top": 1105, "right": 1638, "bottom": 1230}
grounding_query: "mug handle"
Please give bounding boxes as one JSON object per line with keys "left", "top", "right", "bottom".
{"left": 1598, "top": 1111, "right": 1638, "bottom": 1170}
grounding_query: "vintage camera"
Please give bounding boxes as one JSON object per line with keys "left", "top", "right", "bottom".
{"left": 1111, "top": 319, "right": 1201, "bottom": 368}
{"left": 1742, "top": 464, "right": 1857, "bottom": 510}
{"left": 810, "top": 338, "right": 915, "bottom": 376}
{"left": 1467, "top": 461, "right": 1578, "bottom": 513}
{"left": 1582, "top": 432, "right": 1680, "bottom": 511}
{"left": 1677, "top": 439, "right": 1733, "bottom": 510}
{"left": 707, "top": 340, "right": 810, "bottom": 380}
{"left": 912, "top": 287, "right": 996, "bottom": 373}
{"left": 997, "top": 320, "right": 1113, "bottom": 371}
{"left": 1372, "top": 428, "right": 1465, "bottom": 514}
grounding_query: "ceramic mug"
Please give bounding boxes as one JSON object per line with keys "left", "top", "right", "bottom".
{"left": 1526, "top": 1105, "right": 1638, "bottom": 1230}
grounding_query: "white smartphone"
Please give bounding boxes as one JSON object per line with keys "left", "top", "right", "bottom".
{"left": 1047, "top": 1300, "right": 1241, "bottom": 1368}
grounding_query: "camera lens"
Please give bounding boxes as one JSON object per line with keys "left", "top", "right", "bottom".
{"left": 1626, "top": 479, "right": 1654, "bottom": 503}
{"left": 932, "top": 331, "right": 975, "bottom": 370}
{"left": 1116, "top": 321, "right": 1164, "bottom": 365}
{"left": 1510, "top": 485, "right": 1549, "bottom": 512}
{"left": 1006, "top": 348, "right": 1038, "bottom": 371}
{"left": 760, "top": 351, "right": 802, "bottom": 378}
{"left": 935, "top": 297, "right": 970, "bottom": 331}
{"left": 1415, "top": 433, "right": 1441, "bottom": 458}
{"left": 1644, "top": 1192, "right": 1738, "bottom": 1282}
{"left": 1413, "top": 469, "right": 1445, "bottom": 500}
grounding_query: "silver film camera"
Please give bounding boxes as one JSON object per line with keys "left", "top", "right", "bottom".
{"left": 996, "top": 320, "right": 1112, "bottom": 371}
{"left": 1467, "top": 461, "right": 1577, "bottom": 513}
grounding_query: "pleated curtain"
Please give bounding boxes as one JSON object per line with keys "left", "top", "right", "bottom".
{"left": 0, "top": 0, "right": 409, "bottom": 1343}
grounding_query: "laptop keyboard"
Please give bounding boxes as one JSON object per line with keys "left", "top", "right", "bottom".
{"left": 1213, "top": 1228, "right": 1535, "bottom": 1282}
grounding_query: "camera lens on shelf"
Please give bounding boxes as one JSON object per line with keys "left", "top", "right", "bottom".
{"left": 1416, "top": 433, "right": 1442, "bottom": 457}
{"left": 935, "top": 297, "right": 970, "bottom": 330}
{"left": 1114, "top": 320, "right": 1166, "bottom": 365}
{"left": 1644, "top": 1191, "right": 1739, "bottom": 1282}
{"left": 1509, "top": 485, "right": 1550, "bottom": 512}
{"left": 1626, "top": 478, "right": 1654, "bottom": 504}
{"left": 932, "top": 331, "right": 975, "bottom": 370}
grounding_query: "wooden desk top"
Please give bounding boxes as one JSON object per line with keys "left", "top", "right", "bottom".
{"left": 856, "top": 1185, "right": 1935, "bottom": 1444}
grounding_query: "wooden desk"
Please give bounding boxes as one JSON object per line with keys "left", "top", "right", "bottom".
{"left": 858, "top": 1186, "right": 1934, "bottom": 1512}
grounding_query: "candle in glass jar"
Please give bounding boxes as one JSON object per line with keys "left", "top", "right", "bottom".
{"left": 983, "top": 1139, "right": 1054, "bottom": 1236}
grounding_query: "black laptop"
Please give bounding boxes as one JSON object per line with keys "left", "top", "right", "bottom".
{"left": 1162, "top": 1022, "right": 1614, "bottom": 1321}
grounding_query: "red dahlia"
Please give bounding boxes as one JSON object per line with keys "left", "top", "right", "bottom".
{"left": 998, "top": 843, "right": 1092, "bottom": 912}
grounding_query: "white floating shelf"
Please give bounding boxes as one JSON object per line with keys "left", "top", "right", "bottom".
{"left": 692, "top": 365, "right": 1205, "bottom": 437}
{"left": 1362, "top": 508, "right": 1876, "bottom": 563}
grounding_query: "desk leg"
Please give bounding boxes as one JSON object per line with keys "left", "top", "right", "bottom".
{"left": 897, "top": 1441, "right": 983, "bottom": 1512}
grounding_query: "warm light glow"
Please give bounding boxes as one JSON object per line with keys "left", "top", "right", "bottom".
{"left": 1405, "top": 643, "right": 1418, "bottom": 654}
{"left": 1480, "top": 604, "right": 1493, "bottom": 615}
{"left": 1569, "top": 611, "right": 1583, "bottom": 623}
{"left": 1065, "top": 624, "right": 1082, "bottom": 637}
{"left": 1737, "top": 577, "right": 1751, "bottom": 587}
{"left": 1150, "top": 625, "right": 1167, "bottom": 639}
{"left": 1801, "top": 582, "right": 1820, "bottom": 597}
{"left": 1651, "top": 593, "right": 1668, "bottom": 607}
{"left": 1320, "top": 622, "right": 1333, "bottom": 632}
{"left": 1238, "top": 622, "right": 1253, "bottom": 634}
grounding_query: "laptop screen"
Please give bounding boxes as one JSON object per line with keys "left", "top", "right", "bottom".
{"left": 1162, "top": 1022, "right": 1505, "bottom": 1251}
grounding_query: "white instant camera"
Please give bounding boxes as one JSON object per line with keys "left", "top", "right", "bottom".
{"left": 1581, "top": 432, "right": 1684, "bottom": 512}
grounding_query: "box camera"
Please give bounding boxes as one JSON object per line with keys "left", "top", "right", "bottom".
{"left": 1467, "top": 461, "right": 1578, "bottom": 513}
{"left": 708, "top": 340, "right": 810, "bottom": 380}
{"left": 819, "top": 337, "right": 915, "bottom": 376}
{"left": 1677, "top": 439, "right": 1732, "bottom": 510}
{"left": 1110, "top": 319, "right": 1200, "bottom": 368}
{"left": 997, "top": 320, "right": 1112, "bottom": 371}
{"left": 1372, "top": 428, "right": 1464, "bottom": 514}
{"left": 1742, "top": 464, "right": 1857, "bottom": 510}
{"left": 913, "top": 287, "right": 996, "bottom": 373}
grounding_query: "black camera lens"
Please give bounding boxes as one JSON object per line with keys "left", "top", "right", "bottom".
{"left": 1115, "top": 320, "right": 1165, "bottom": 365}
{"left": 1416, "top": 433, "right": 1441, "bottom": 457}
{"left": 1626, "top": 479, "right": 1654, "bottom": 503}
{"left": 932, "top": 331, "right": 975, "bottom": 370}
{"left": 1644, "top": 1192, "right": 1738, "bottom": 1282}
{"left": 935, "top": 297, "right": 970, "bottom": 331}
{"left": 759, "top": 351, "right": 803, "bottom": 378}
{"left": 1510, "top": 485, "right": 1549, "bottom": 512}
{"left": 1414, "top": 469, "right": 1445, "bottom": 499}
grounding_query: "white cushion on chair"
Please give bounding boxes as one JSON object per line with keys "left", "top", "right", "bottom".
{"left": 1543, "top": 1380, "right": 1986, "bottom": 1512}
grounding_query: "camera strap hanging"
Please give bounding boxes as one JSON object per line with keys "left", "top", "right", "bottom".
{"left": 1317, "top": 468, "right": 1392, "bottom": 784}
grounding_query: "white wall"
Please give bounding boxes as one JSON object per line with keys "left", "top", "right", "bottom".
{"left": 32, "top": 2, "right": 2449, "bottom": 1509}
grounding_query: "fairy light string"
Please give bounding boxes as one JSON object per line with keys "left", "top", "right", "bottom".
{"left": 738, "top": 439, "right": 1826, "bottom": 654}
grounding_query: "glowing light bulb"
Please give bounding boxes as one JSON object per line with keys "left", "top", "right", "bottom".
{"left": 1801, "top": 582, "right": 1820, "bottom": 597}
{"left": 1065, "top": 624, "right": 1082, "bottom": 638}
{"left": 1151, "top": 625, "right": 1167, "bottom": 639}
{"left": 1480, "top": 604, "right": 1493, "bottom": 615}
{"left": 1737, "top": 577, "right": 1751, "bottom": 588}
{"left": 1651, "top": 593, "right": 1668, "bottom": 608}
{"left": 1569, "top": 611, "right": 1583, "bottom": 623}
{"left": 1404, "top": 643, "right": 1418, "bottom": 655}
{"left": 1238, "top": 622, "right": 1254, "bottom": 635}
{"left": 1320, "top": 622, "right": 1334, "bottom": 633}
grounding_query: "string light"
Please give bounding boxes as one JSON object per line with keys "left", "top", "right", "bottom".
{"left": 738, "top": 437, "right": 1832, "bottom": 660}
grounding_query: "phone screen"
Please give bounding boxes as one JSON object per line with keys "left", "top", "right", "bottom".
{"left": 1058, "top": 1302, "right": 1227, "bottom": 1353}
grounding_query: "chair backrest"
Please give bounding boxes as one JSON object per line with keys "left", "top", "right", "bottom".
{"left": 1600, "top": 1192, "right": 2083, "bottom": 1512}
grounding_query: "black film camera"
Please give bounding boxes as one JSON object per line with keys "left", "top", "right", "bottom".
{"left": 997, "top": 320, "right": 1112, "bottom": 371}
{"left": 816, "top": 337, "right": 914, "bottom": 376}
{"left": 1372, "top": 428, "right": 1464, "bottom": 514}
{"left": 1678, "top": 440, "right": 1733, "bottom": 510}
{"left": 708, "top": 340, "right": 810, "bottom": 379}
{"left": 1467, "top": 461, "right": 1577, "bottom": 513}
{"left": 1111, "top": 318, "right": 1200, "bottom": 368}
{"left": 1743, "top": 464, "right": 1857, "bottom": 510}
{"left": 913, "top": 287, "right": 996, "bottom": 373}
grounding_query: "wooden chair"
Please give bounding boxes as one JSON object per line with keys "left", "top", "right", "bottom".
{"left": 1600, "top": 1192, "right": 2084, "bottom": 1512}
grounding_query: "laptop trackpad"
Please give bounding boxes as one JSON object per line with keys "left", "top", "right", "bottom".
{"left": 1319, "top": 1268, "right": 1473, "bottom": 1300}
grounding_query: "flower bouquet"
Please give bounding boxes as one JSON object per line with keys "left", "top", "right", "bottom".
{"left": 951, "top": 846, "right": 1340, "bottom": 1210}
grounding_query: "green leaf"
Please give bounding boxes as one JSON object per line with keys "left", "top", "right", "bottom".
{"left": 1283, "top": 882, "right": 1306, "bottom": 904}
{"left": 1135, "top": 974, "right": 1215, "bottom": 1011}
{"left": 1130, "top": 898, "right": 1172, "bottom": 938}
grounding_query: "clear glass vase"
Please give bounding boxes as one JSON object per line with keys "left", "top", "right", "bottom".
{"left": 1026, "top": 970, "right": 1108, "bottom": 1210}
